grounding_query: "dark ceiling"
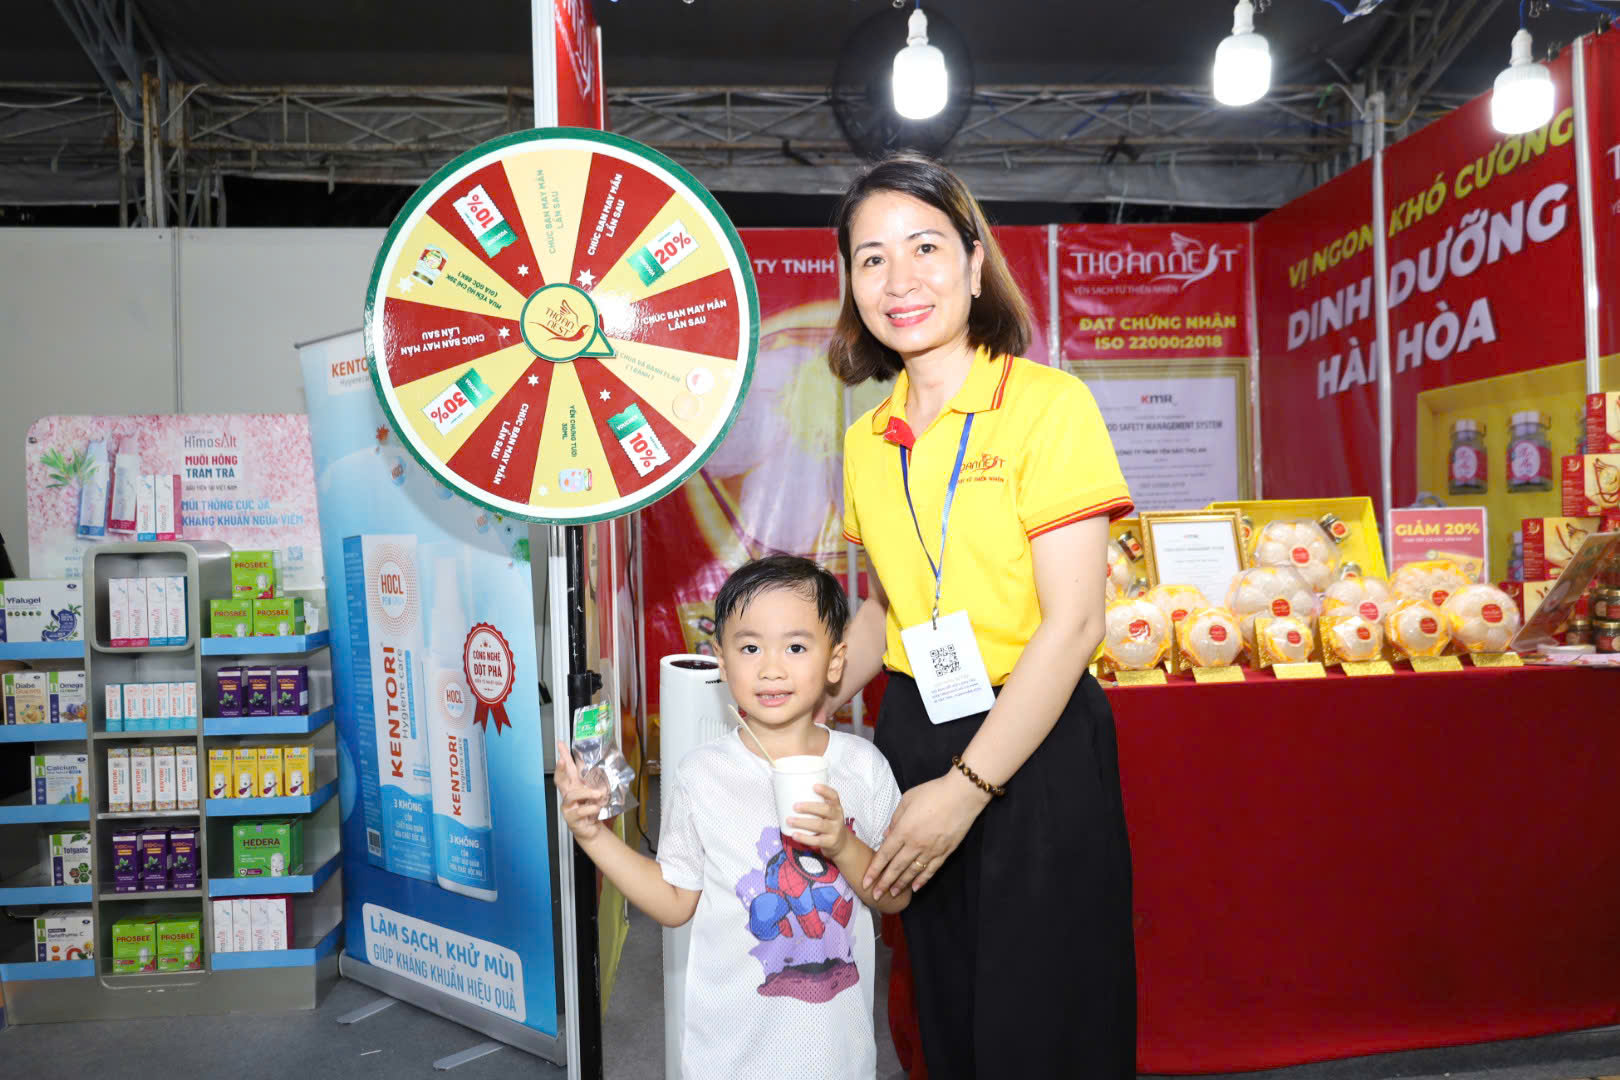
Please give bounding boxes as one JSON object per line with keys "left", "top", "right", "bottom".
{"left": 6, "top": 0, "right": 1610, "bottom": 100}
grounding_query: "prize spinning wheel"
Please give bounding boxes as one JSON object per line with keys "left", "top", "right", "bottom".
{"left": 365, "top": 128, "right": 759, "bottom": 523}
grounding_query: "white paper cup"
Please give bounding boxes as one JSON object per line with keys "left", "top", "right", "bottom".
{"left": 771, "top": 755, "right": 829, "bottom": 837}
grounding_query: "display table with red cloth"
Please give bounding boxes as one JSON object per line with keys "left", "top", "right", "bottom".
{"left": 1120, "top": 664, "right": 1620, "bottom": 1073}
{"left": 881, "top": 665, "right": 1620, "bottom": 1076}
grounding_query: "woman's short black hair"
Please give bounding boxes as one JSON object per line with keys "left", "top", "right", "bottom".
{"left": 827, "top": 152, "right": 1032, "bottom": 385}
{"left": 714, "top": 555, "right": 849, "bottom": 644}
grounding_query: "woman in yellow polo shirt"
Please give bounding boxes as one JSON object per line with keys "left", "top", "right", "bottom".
{"left": 829, "top": 154, "right": 1135, "bottom": 1078}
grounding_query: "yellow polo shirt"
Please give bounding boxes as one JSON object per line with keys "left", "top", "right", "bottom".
{"left": 842, "top": 350, "right": 1132, "bottom": 684}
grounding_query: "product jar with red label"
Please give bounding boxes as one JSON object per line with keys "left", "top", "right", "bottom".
{"left": 1592, "top": 586, "right": 1620, "bottom": 621}
{"left": 1508, "top": 410, "right": 1553, "bottom": 492}
{"left": 1595, "top": 618, "right": 1620, "bottom": 654}
{"left": 1449, "top": 419, "right": 1487, "bottom": 495}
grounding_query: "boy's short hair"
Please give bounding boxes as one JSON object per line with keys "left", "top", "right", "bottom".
{"left": 713, "top": 556, "right": 849, "bottom": 644}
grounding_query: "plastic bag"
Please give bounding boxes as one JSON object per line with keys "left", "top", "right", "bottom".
{"left": 1175, "top": 607, "right": 1244, "bottom": 668}
{"left": 571, "top": 702, "right": 637, "bottom": 821}
{"left": 1385, "top": 599, "right": 1451, "bottom": 659}
{"left": 1321, "top": 613, "right": 1385, "bottom": 664}
{"left": 1225, "top": 566, "right": 1317, "bottom": 656}
{"left": 1101, "top": 599, "right": 1171, "bottom": 671}
{"left": 1254, "top": 615, "right": 1316, "bottom": 666}
{"left": 1442, "top": 583, "right": 1523, "bottom": 653}
{"left": 1252, "top": 518, "right": 1339, "bottom": 591}
{"left": 1322, "top": 575, "right": 1395, "bottom": 625}
{"left": 1390, "top": 560, "right": 1470, "bottom": 611}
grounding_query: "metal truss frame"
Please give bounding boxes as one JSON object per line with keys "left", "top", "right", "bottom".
{"left": 0, "top": 79, "right": 1373, "bottom": 220}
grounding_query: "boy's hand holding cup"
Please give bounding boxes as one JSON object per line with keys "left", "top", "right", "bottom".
{"left": 785, "top": 782, "right": 850, "bottom": 858}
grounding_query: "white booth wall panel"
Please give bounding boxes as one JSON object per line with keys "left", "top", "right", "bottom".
{"left": 177, "top": 229, "right": 383, "bottom": 415}
{"left": 0, "top": 229, "right": 177, "bottom": 575}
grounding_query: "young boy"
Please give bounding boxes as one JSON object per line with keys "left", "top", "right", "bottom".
{"left": 556, "top": 555, "right": 908, "bottom": 1079}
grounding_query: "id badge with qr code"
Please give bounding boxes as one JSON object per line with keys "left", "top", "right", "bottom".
{"left": 900, "top": 610, "right": 997, "bottom": 724}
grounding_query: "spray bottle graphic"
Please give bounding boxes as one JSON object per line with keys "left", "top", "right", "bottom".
{"left": 426, "top": 553, "right": 497, "bottom": 901}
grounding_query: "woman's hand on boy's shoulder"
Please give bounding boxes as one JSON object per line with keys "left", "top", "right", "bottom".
{"left": 555, "top": 739, "right": 607, "bottom": 842}
{"left": 787, "top": 784, "right": 851, "bottom": 858}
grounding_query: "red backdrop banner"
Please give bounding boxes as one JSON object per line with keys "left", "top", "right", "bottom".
{"left": 640, "top": 225, "right": 1058, "bottom": 722}
{"left": 1381, "top": 49, "right": 1582, "bottom": 506}
{"left": 1059, "top": 224, "right": 1252, "bottom": 362}
{"left": 1255, "top": 160, "right": 1380, "bottom": 501}
{"left": 641, "top": 229, "right": 845, "bottom": 719}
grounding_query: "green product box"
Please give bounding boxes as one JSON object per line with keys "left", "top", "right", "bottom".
{"left": 42, "top": 830, "right": 92, "bottom": 887}
{"left": 232, "top": 819, "right": 304, "bottom": 878}
{"left": 111, "top": 916, "right": 158, "bottom": 974}
{"left": 230, "top": 550, "right": 279, "bottom": 599}
{"left": 252, "top": 597, "right": 305, "bottom": 638}
{"left": 155, "top": 915, "right": 202, "bottom": 972}
{"left": 209, "top": 598, "right": 253, "bottom": 638}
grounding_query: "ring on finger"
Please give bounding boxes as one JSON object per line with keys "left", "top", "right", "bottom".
{"left": 911, "top": 857, "right": 927, "bottom": 870}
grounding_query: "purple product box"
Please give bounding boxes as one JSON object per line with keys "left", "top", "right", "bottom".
{"left": 275, "top": 666, "right": 308, "bottom": 716}
{"left": 111, "top": 830, "right": 141, "bottom": 893}
{"left": 168, "top": 828, "right": 199, "bottom": 889}
{"left": 217, "top": 667, "right": 244, "bottom": 718}
{"left": 244, "top": 667, "right": 275, "bottom": 717}
{"left": 139, "top": 828, "right": 170, "bottom": 891}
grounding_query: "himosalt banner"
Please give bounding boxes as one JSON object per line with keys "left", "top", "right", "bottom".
{"left": 1059, "top": 224, "right": 1251, "bottom": 362}
{"left": 1587, "top": 28, "right": 1620, "bottom": 360}
{"left": 25, "top": 414, "right": 324, "bottom": 586}
{"left": 552, "top": 0, "right": 603, "bottom": 129}
{"left": 1254, "top": 160, "right": 1379, "bottom": 501}
{"left": 299, "top": 332, "right": 557, "bottom": 1044}
{"left": 1380, "top": 49, "right": 1582, "bottom": 508}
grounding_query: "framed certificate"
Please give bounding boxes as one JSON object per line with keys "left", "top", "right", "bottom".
{"left": 1139, "top": 510, "right": 1246, "bottom": 606}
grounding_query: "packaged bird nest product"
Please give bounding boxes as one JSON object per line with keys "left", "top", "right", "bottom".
{"left": 1106, "top": 542, "right": 1132, "bottom": 595}
{"left": 1100, "top": 600, "right": 1171, "bottom": 673}
{"left": 1385, "top": 599, "right": 1452, "bottom": 659}
{"left": 1251, "top": 518, "right": 1340, "bottom": 591}
{"left": 1441, "top": 583, "right": 1523, "bottom": 654}
{"left": 1175, "top": 607, "right": 1244, "bottom": 669}
{"left": 1225, "top": 567, "right": 1317, "bottom": 658}
{"left": 1145, "top": 584, "right": 1208, "bottom": 627}
{"left": 1321, "top": 613, "right": 1386, "bottom": 665}
{"left": 1254, "top": 615, "right": 1317, "bottom": 668}
{"left": 1322, "top": 575, "right": 1396, "bottom": 625}
{"left": 1390, "top": 559, "right": 1471, "bottom": 610}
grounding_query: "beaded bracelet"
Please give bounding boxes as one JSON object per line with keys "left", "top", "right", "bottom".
{"left": 951, "top": 755, "right": 1006, "bottom": 798}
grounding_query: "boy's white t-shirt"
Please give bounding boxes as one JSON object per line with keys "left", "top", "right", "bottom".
{"left": 658, "top": 727, "right": 903, "bottom": 1080}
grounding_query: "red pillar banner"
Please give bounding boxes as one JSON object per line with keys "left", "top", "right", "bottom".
{"left": 1058, "top": 224, "right": 1253, "bottom": 362}
{"left": 552, "top": 0, "right": 604, "bottom": 130}
{"left": 992, "top": 225, "right": 1055, "bottom": 364}
{"left": 1255, "top": 161, "right": 1379, "bottom": 502}
{"left": 1588, "top": 28, "right": 1620, "bottom": 361}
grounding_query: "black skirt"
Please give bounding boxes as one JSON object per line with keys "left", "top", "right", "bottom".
{"left": 875, "top": 670, "right": 1137, "bottom": 1079}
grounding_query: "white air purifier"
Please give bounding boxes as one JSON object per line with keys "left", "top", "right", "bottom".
{"left": 657, "top": 653, "right": 736, "bottom": 1080}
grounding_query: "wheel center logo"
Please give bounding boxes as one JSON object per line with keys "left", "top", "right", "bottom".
{"left": 521, "top": 282, "right": 615, "bottom": 363}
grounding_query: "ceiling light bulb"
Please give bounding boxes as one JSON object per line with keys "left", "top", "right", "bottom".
{"left": 1491, "top": 29, "right": 1555, "bottom": 135}
{"left": 892, "top": 8, "right": 948, "bottom": 120}
{"left": 1213, "top": 0, "right": 1271, "bottom": 108}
